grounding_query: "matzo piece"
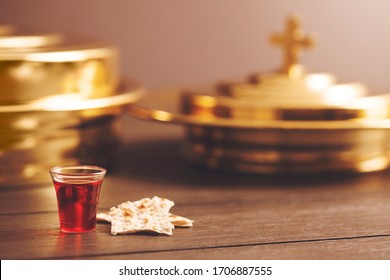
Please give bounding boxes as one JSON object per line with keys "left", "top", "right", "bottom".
{"left": 169, "top": 213, "right": 194, "bottom": 227}
{"left": 109, "top": 196, "right": 174, "bottom": 235}
{"left": 96, "top": 212, "right": 112, "bottom": 223}
{"left": 97, "top": 212, "right": 194, "bottom": 228}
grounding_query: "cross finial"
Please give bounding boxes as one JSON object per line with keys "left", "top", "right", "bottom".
{"left": 270, "top": 14, "right": 316, "bottom": 77}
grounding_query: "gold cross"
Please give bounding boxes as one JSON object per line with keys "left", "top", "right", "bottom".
{"left": 270, "top": 15, "right": 316, "bottom": 76}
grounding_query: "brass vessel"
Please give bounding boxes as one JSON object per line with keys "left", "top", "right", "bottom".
{"left": 0, "top": 31, "right": 118, "bottom": 104}
{"left": 0, "top": 28, "right": 144, "bottom": 186}
{"left": 128, "top": 15, "right": 390, "bottom": 174}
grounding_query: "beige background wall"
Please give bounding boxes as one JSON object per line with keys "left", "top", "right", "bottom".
{"left": 1, "top": 0, "right": 390, "bottom": 93}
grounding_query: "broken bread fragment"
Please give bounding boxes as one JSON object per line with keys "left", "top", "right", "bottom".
{"left": 96, "top": 212, "right": 112, "bottom": 223}
{"left": 111, "top": 196, "right": 174, "bottom": 235}
{"left": 97, "top": 196, "right": 194, "bottom": 236}
{"left": 97, "top": 212, "right": 194, "bottom": 228}
{"left": 169, "top": 213, "right": 194, "bottom": 227}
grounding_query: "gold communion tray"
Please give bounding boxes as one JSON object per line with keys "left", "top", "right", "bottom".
{"left": 128, "top": 15, "right": 390, "bottom": 174}
{"left": 0, "top": 27, "right": 145, "bottom": 186}
{"left": 0, "top": 83, "right": 144, "bottom": 187}
{"left": 0, "top": 117, "right": 122, "bottom": 187}
{"left": 0, "top": 82, "right": 144, "bottom": 131}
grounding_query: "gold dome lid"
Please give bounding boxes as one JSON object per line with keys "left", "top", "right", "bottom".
{"left": 129, "top": 15, "right": 390, "bottom": 130}
{"left": 0, "top": 30, "right": 119, "bottom": 104}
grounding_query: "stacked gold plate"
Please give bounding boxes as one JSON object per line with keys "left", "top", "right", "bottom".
{"left": 128, "top": 15, "right": 390, "bottom": 174}
{"left": 0, "top": 26, "right": 144, "bottom": 186}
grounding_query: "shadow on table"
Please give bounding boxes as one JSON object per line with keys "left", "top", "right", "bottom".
{"left": 112, "top": 139, "right": 390, "bottom": 189}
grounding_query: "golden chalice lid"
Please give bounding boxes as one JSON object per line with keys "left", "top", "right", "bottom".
{"left": 0, "top": 28, "right": 121, "bottom": 105}
{"left": 129, "top": 15, "right": 390, "bottom": 130}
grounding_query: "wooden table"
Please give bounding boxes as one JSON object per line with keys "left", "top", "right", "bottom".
{"left": 1, "top": 117, "right": 390, "bottom": 260}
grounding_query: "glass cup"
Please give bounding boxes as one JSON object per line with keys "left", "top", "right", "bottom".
{"left": 50, "top": 165, "right": 106, "bottom": 233}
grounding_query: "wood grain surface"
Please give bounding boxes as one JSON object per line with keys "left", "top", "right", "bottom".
{"left": 1, "top": 117, "right": 390, "bottom": 259}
